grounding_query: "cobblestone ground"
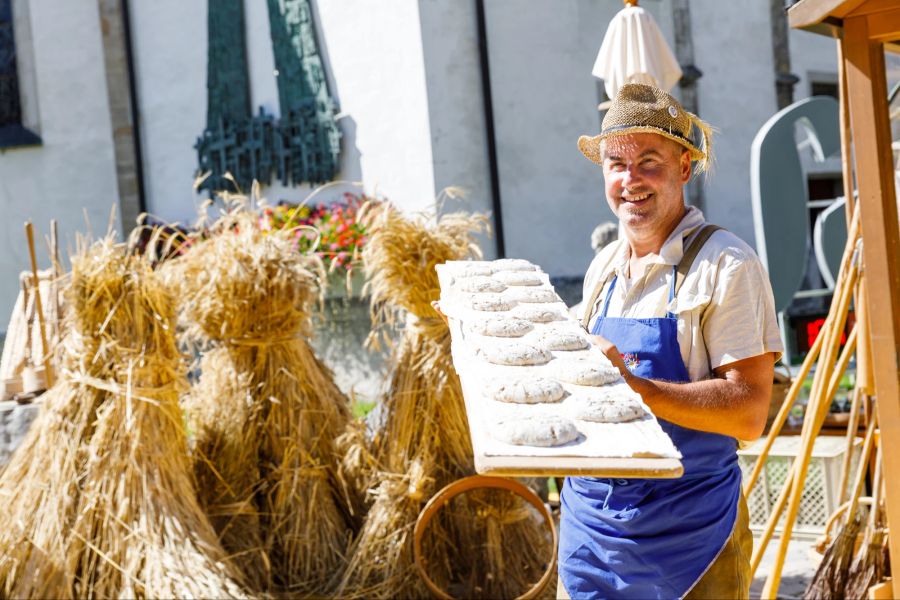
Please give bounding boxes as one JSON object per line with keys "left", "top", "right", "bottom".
{"left": 751, "top": 534, "right": 816, "bottom": 599}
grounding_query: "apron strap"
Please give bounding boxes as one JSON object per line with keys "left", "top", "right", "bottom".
{"left": 580, "top": 240, "right": 624, "bottom": 330}
{"left": 674, "top": 224, "right": 723, "bottom": 297}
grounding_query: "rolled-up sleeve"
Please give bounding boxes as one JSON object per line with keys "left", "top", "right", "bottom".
{"left": 700, "top": 255, "right": 784, "bottom": 370}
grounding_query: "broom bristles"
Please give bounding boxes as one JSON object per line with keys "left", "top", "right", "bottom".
{"left": 804, "top": 516, "right": 862, "bottom": 600}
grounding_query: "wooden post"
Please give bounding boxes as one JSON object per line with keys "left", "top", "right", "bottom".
{"left": 842, "top": 16, "right": 900, "bottom": 599}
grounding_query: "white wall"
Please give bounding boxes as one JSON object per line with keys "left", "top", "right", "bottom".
{"left": 0, "top": 0, "right": 120, "bottom": 332}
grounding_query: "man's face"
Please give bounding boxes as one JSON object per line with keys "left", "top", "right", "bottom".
{"left": 601, "top": 132, "right": 692, "bottom": 234}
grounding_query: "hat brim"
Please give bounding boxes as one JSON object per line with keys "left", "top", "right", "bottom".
{"left": 578, "top": 126, "right": 705, "bottom": 166}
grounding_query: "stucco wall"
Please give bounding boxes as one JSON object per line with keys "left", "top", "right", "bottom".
{"left": 0, "top": 0, "right": 120, "bottom": 332}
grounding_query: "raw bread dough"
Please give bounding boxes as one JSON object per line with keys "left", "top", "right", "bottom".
{"left": 467, "top": 293, "right": 513, "bottom": 312}
{"left": 552, "top": 358, "right": 621, "bottom": 386}
{"left": 533, "top": 329, "right": 590, "bottom": 351}
{"left": 567, "top": 393, "right": 644, "bottom": 423}
{"left": 456, "top": 276, "right": 507, "bottom": 293}
{"left": 504, "top": 287, "right": 560, "bottom": 304}
{"left": 479, "top": 342, "right": 552, "bottom": 366}
{"left": 493, "top": 415, "right": 579, "bottom": 447}
{"left": 486, "top": 377, "right": 565, "bottom": 404}
{"left": 454, "top": 264, "right": 494, "bottom": 277}
{"left": 492, "top": 258, "right": 537, "bottom": 272}
{"left": 493, "top": 271, "right": 543, "bottom": 286}
{"left": 467, "top": 317, "right": 534, "bottom": 337}
{"left": 511, "top": 304, "right": 566, "bottom": 323}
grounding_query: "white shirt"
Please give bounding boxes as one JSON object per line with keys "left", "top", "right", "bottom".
{"left": 580, "top": 206, "right": 783, "bottom": 383}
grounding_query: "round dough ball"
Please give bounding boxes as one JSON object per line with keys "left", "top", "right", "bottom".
{"left": 467, "top": 317, "right": 533, "bottom": 337}
{"left": 486, "top": 377, "right": 565, "bottom": 404}
{"left": 455, "top": 264, "right": 494, "bottom": 277}
{"left": 467, "top": 293, "right": 513, "bottom": 312}
{"left": 567, "top": 394, "right": 644, "bottom": 423}
{"left": 533, "top": 329, "right": 590, "bottom": 351}
{"left": 511, "top": 304, "right": 566, "bottom": 323}
{"left": 456, "top": 276, "right": 507, "bottom": 293}
{"left": 493, "top": 271, "right": 543, "bottom": 286}
{"left": 552, "top": 358, "right": 621, "bottom": 386}
{"left": 492, "top": 258, "right": 537, "bottom": 272}
{"left": 493, "top": 416, "right": 580, "bottom": 447}
{"left": 480, "top": 342, "right": 552, "bottom": 366}
{"left": 504, "top": 287, "right": 561, "bottom": 304}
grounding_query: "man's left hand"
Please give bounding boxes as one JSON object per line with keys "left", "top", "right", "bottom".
{"left": 588, "top": 334, "right": 631, "bottom": 380}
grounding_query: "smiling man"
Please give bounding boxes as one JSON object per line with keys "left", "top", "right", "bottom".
{"left": 557, "top": 84, "right": 783, "bottom": 599}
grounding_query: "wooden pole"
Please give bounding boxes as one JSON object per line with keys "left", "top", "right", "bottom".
{"left": 843, "top": 17, "right": 900, "bottom": 599}
{"left": 24, "top": 222, "right": 53, "bottom": 388}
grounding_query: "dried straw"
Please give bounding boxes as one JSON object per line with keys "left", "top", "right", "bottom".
{"left": 166, "top": 206, "right": 356, "bottom": 595}
{"left": 337, "top": 202, "right": 553, "bottom": 599}
{"left": 0, "top": 238, "right": 246, "bottom": 599}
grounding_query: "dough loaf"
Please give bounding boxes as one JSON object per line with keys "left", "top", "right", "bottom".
{"left": 492, "top": 258, "right": 537, "bottom": 271}
{"left": 533, "top": 329, "right": 590, "bottom": 351}
{"left": 467, "top": 293, "right": 513, "bottom": 312}
{"left": 552, "top": 358, "right": 621, "bottom": 386}
{"left": 493, "top": 271, "right": 543, "bottom": 286}
{"left": 567, "top": 394, "right": 644, "bottom": 423}
{"left": 456, "top": 276, "right": 507, "bottom": 293}
{"left": 467, "top": 317, "right": 533, "bottom": 337}
{"left": 486, "top": 377, "right": 565, "bottom": 404}
{"left": 480, "top": 342, "right": 552, "bottom": 366}
{"left": 511, "top": 304, "right": 566, "bottom": 322}
{"left": 504, "top": 287, "right": 560, "bottom": 304}
{"left": 493, "top": 415, "right": 580, "bottom": 447}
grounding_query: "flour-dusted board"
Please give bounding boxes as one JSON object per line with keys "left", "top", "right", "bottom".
{"left": 437, "top": 259, "right": 683, "bottom": 478}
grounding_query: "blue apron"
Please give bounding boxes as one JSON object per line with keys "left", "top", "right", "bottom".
{"left": 559, "top": 265, "right": 742, "bottom": 599}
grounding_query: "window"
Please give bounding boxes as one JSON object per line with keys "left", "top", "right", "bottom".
{"left": 0, "top": 0, "right": 40, "bottom": 148}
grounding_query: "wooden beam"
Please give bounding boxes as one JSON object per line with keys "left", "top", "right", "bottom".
{"left": 843, "top": 16, "right": 900, "bottom": 599}
{"left": 788, "top": 0, "right": 865, "bottom": 29}
{"left": 865, "top": 8, "right": 900, "bottom": 42}
{"left": 846, "top": 0, "right": 900, "bottom": 18}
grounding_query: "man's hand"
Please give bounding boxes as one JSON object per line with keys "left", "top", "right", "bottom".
{"left": 587, "top": 334, "right": 630, "bottom": 379}
{"left": 431, "top": 300, "right": 448, "bottom": 324}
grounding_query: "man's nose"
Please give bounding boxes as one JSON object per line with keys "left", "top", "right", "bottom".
{"left": 621, "top": 164, "right": 642, "bottom": 187}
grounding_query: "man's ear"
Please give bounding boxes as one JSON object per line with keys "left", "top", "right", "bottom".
{"left": 680, "top": 149, "right": 692, "bottom": 183}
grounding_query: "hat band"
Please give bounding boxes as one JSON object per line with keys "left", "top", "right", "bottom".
{"left": 600, "top": 123, "right": 694, "bottom": 147}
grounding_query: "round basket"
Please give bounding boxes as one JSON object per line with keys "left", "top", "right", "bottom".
{"left": 413, "top": 475, "right": 558, "bottom": 600}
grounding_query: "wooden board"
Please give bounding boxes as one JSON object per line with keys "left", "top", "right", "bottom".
{"left": 438, "top": 261, "right": 683, "bottom": 478}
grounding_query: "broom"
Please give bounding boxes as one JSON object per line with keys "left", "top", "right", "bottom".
{"left": 337, "top": 202, "right": 554, "bottom": 599}
{"left": 167, "top": 205, "right": 355, "bottom": 595}
{"left": 845, "top": 442, "right": 886, "bottom": 598}
{"left": 0, "top": 237, "right": 247, "bottom": 599}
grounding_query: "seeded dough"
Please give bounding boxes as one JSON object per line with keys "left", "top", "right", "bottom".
{"left": 504, "top": 287, "right": 561, "bottom": 304}
{"left": 553, "top": 358, "right": 621, "bottom": 386}
{"left": 493, "top": 415, "right": 579, "bottom": 447}
{"left": 511, "top": 304, "right": 566, "bottom": 323}
{"left": 454, "top": 264, "right": 494, "bottom": 278}
{"left": 533, "top": 329, "right": 590, "bottom": 351}
{"left": 567, "top": 394, "right": 644, "bottom": 423}
{"left": 492, "top": 258, "right": 537, "bottom": 271}
{"left": 456, "top": 276, "right": 507, "bottom": 293}
{"left": 467, "top": 293, "right": 513, "bottom": 312}
{"left": 467, "top": 317, "right": 533, "bottom": 337}
{"left": 479, "top": 342, "right": 552, "bottom": 366}
{"left": 486, "top": 377, "right": 565, "bottom": 404}
{"left": 493, "top": 271, "right": 543, "bottom": 286}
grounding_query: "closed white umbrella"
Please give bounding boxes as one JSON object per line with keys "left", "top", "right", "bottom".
{"left": 592, "top": 0, "right": 682, "bottom": 102}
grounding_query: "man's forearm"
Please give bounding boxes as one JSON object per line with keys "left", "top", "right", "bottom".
{"left": 625, "top": 373, "right": 769, "bottom": 440}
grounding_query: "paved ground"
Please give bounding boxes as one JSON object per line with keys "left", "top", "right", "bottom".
{"left": 752, "top": 534, "right": 817, "bottom": 599}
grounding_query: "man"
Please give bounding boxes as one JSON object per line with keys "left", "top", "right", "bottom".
{"left": 558, "top": 83, "right": 783, "bottom": 599}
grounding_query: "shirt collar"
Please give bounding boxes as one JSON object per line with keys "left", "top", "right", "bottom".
{"left": 611, "top": 206, "right": 707, "bottom": 275}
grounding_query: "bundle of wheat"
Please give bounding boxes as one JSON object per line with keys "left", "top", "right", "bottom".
{"left": 338, "top": 202, "right": 553, "bottom": 599}
{"left": 166, "top": 206, "right": 356, "bottom": 595}
{"left": 0, "top": 238, "right": 246, "bottom": 599}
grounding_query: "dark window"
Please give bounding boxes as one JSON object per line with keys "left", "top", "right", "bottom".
{"left": 811, "top": 81, "right": 839, "bottom": 100}
{"left": 0, "top": 0, "right": 40, "bottom": 148}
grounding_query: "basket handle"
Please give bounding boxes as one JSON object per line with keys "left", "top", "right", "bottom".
{"left": 413, "top": 475, "right": 559, "bottom": 600}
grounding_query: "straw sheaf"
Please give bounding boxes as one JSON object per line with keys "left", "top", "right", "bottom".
{"left": 338, "top": 203, "right": 553, "bottom": 599}
{"left": 166, "top": 207, "right": 356, "bottom": 595}
{"left": 578, "top": 82, "right": 715, "bottom": 174}
{"left": 0, "top": 239, "right": 247, "bottom": 598}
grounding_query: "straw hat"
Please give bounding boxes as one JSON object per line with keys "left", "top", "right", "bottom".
{"left": 578, "top": 83, "right": 713, "bottom": 173}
